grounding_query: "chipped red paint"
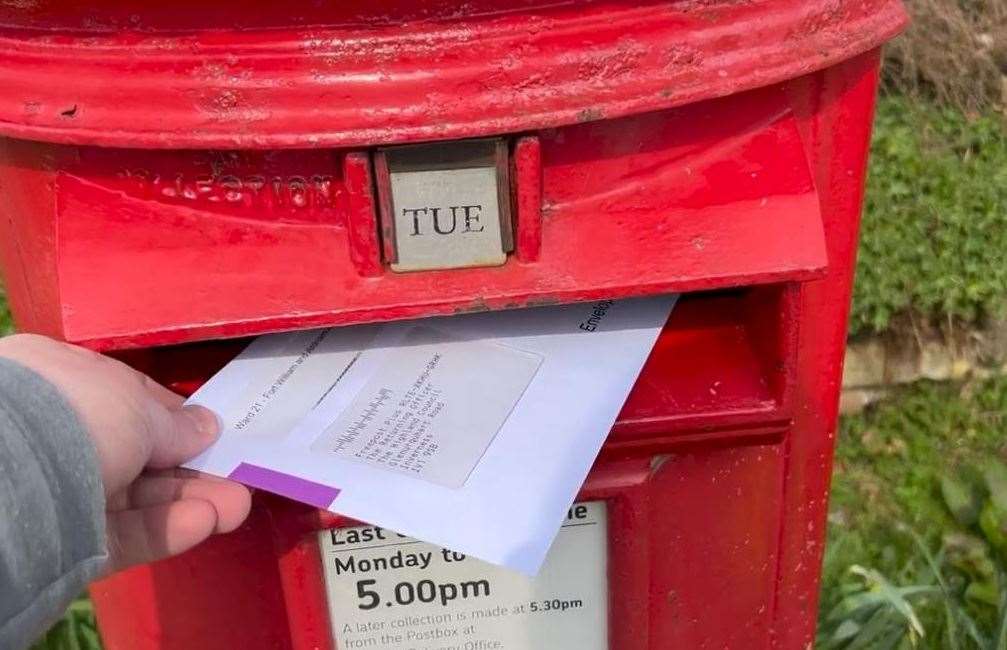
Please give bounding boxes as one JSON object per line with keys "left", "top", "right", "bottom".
{"left": 342, "top": 152, "right": 383, "bottom": 277}
{"left": 512, "top": 136, "right": 543, "bottom": 264}
{"left": 0, "top": 86, "right": 831, "bottom": 350}
{"left": 0, "top": 0, "right": 904, "bottom": 150}
{"left": 0, "top": 1, "right": 906, "bottom": 649}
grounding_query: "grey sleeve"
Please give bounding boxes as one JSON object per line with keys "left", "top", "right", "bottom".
{"left": 0, "top": 358, "right": 108, "bottom": 650}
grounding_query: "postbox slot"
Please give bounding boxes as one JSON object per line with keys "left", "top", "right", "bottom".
{"left": 115, "top": 282, "right": 798, "bottom": 452}
{"left": 610, "top": 283, "right": 798, "bottom": 449}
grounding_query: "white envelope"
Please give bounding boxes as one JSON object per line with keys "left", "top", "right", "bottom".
{"left": 185, "top": 295, "right": 677, "bottom": 574}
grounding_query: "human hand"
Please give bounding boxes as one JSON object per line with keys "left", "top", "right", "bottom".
{"left": 0, "top": 334, "right": 251, "bottom": 572}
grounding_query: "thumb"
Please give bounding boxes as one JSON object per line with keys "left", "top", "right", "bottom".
{"left": 146, "top": 404, "right": 221, "bottom": 469}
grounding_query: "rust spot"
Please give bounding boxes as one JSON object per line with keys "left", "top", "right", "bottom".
{"left": 524, "top": 296, "right": 561, "bottom": 308}
{"left": 4, "top": 0, "right": 40, "bottom": 10}
{"left": 663, "top": 45, "right": 703, "bottom": 72}
{"left": 453, "top": 298, "right": 490, "bottom": 315}
{"left": 650, "top": 454, "right": 672, "bottom": 476}
{"left": 215, "top": 90, "right": 239, "bottom": 111}
{"left": 575, "top": 38, "right": 647, "bottom": 83}
{"left": 576, "top": 108, "right": 604, "bottom": 123}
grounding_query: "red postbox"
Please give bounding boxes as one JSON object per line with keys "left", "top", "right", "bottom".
{"left": 0, "top": 1, "right": 907, "bottom": 648}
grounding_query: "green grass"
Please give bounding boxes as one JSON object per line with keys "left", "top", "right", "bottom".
{"left": 30, "top": 598, "right": 101, "bottom": 650}
{"left": 820, "top": 377, "right": 1007, "bottom": 648}
{"left": 850, "top": 95, "right": 1007, "bottom": 337}
{"left": 0, "top": 284, "right": 12, "bottom": 336}
{"left": 824, "top": 96, "right": 1007, "bottom": 645}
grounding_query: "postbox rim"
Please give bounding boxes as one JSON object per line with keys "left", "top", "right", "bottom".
{"left": 0, "top": 0, "right": 907, "bottom": 149}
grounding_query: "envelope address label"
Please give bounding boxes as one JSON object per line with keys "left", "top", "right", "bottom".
{"left": 312, "top": 326, "right": 542, "bottom": 488}
{"left": 319, "top": 501, "right": 609, "bottom": 650}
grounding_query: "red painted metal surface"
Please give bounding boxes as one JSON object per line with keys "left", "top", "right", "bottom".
{"left": 772, "top": 48, "right": 888, "bottom": 648}
{"left": 0, "top": 1, "right": 907, "bottom": 648}
{"left": 343, "top": 152, "right": 383, "bottom": 278}
{"left": 88, "top": 498, "right": 294, "bottom": 649}
{"left": 512, "top": 136, "right": 543, "bottom": 264}
{"left": 0, "top": 0, "right": 904, "bottom": 150}
{"left": 0, "top": 87, "right": 827, "bottom": 349}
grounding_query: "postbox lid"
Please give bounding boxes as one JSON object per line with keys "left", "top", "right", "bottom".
{"left": 0, "top": 0, "right": 906, "bottom": 149}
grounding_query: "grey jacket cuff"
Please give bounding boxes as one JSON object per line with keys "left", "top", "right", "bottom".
{"left": 0, "top": 357, "right": 108, "bottom": 650}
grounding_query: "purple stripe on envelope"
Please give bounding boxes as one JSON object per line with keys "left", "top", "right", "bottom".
{"left": 228, "top": 463, "right": 340, "bottom": 509}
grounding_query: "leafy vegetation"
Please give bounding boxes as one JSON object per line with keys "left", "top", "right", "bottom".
{"left": 0, "top": 285, "right": 12, "bottom": 336}
{"left": 882, "top": 0, "right": 1005, "bottom": 114}
{"left": 820, "top": 377, "right": 1007, "bottom": 648}
{"left": 30, "top": 598, "right": 101, "bottom": 650}
{"left": 850, "top": 95, "right": 1007, "bottom": 338}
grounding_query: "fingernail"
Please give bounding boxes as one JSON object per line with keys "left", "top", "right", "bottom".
{"left": 182, "top": 405, "right": 220, "bottom": 439}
